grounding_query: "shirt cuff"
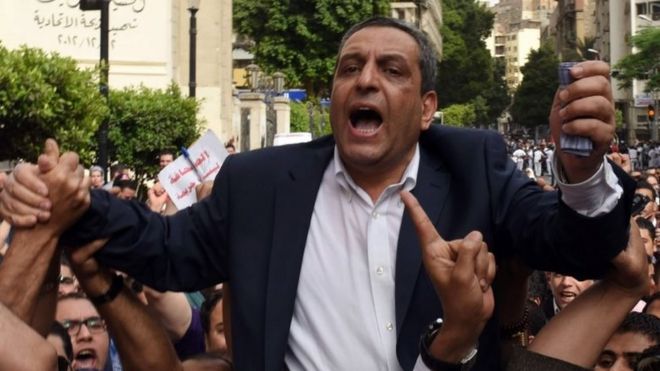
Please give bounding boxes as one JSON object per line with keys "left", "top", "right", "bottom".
{"left": 554, "top": 156, "right": 623, "bottom": 217}
{"left": 413, "top": 356, "right": 433, "bottom": 371}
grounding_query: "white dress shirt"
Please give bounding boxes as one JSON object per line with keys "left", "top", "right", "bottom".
{"left": 285, "top": 146, "right": 623, "bottom": 370}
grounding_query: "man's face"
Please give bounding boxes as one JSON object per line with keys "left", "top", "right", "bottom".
{"left": 159, "top": 154, "right": 174, "bottom": 169}
{"left": 205, "top": 298, "right": 227, "bottom": 354}
{"left": 639, "top": 228, "right": 657, "bottom": 294}
{"left": 547, "top": 273, "right": 594, "bottom": 310}
{"left": 640, "top": 228, "right": 656, "bottom": 258}
{"left": 330, "top": 26, "right": 437, "bottom": 181}
{"left": 56, "top": 298, "right": 109, "bottom": 371}
{"left": 59, "top": 265, "right": 79, "bottom": 296}
{"left": 636, "top": 188, "right": 657, "bottom": 220}
{"left": 90, "top": 171, "right": 104, "bottom": 189}
{"left": 595, "top": 332, "right": 656, "bottom": 371}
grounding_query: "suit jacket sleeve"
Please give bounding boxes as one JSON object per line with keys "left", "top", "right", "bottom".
{"left": 61, "top": 157, "right": 234, "bottom": 292}
{"left": 483, "top": 132, "right": 636, "bottom": 279}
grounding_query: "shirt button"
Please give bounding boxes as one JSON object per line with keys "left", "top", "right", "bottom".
{"left": 386, "top": 322, "right": 394, "bottom": 331}
{"left": 372, "top": 211, "right": 379, "bottom": 219}
{"left": 376, "top": 266, "right": 384, "bottom": 275}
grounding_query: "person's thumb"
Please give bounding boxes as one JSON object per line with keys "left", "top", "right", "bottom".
{"left": 38, "top": 139, "right": 60, "bottom": 173}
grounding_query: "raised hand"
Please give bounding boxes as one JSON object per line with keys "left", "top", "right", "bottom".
{"left": 608, "top": 221, "right": 649, "bottom": 296}
{"left": 0, "top": 139, "right": 89, "bottom": 231}
{"left": 549, "top": 61, "right": 615, "bottom": 183}
{"left": 66, "top": 239, "right": 111, "bottom": 297}
{"left": 36, "top": 140, "right": 91, "bottom": 235}
{"left": 401, "top": 190, "right": 496, "bottom": 361}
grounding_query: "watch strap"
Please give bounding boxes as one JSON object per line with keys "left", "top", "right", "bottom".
{"left": 89, "top": 273, "right": 124, "bottom": 306}
{"left": 419, "top": 318, "right": 478, "bottom": 371}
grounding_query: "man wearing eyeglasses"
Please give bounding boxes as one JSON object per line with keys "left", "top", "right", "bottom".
{"left": 56, "top": 293, "right": 109, "bottom": 371}
{"left": 58, "top": 260, "right": 80, "bottom": 297}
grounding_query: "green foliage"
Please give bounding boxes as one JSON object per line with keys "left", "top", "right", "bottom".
{"left": 511, "top": 43, "right": 559, "bottom": 128}
{"left": 0, "top": 44, "right": 107, "bottom": 163}
{"left": 289, "top": 100, "right": 331, "bottom": 137}
{"left": 482, "top": 57, "right": 511, "bottom": 124}
{"left": 438, "top": 0, "right": 495, "bottom": 107}
{"left": 471, "top": 95, "right": 489, "bottom": 127}
{"left": 614, "top": 27, "right": 660, "bottom": 94}
{"left": 615, "top": 109, "right": 624, "bottom": 130}
{"left": 290, "top": 101, "right": 310, "bottom": 132}
{"left": 442, "top": 103, "right": 476, "bottom": 127}
{"left": 234, "top": 0, "right": 390, "bottom": 97}
{"left": 107, "top": 84, "right": 201, "bottom": 180}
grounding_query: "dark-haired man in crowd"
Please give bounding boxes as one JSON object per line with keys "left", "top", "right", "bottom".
{"left": 595, "top": 312, "right": 660, "bottom": 371}
{"left": 0, "top": 16, "right": 634, "bottom": 370}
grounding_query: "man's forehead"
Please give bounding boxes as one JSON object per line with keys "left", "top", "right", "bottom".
{"left": 340, "top": 26, "right": 420, "bottom": 57}
{"left": 607, "top": 332, "right": 656, "bottom": 352}
{"left": 57, "top": 297, "right": 96, "bottom": 315}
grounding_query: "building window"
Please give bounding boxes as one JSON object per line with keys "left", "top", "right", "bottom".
{"left": 396, "top": 9, "right": 405, "bottom": 20}
{"left": 637, "top": 3, "right": 648, "bottom": 15}
{"left": 652, "top": 1, "right": 660, "bottom": 20}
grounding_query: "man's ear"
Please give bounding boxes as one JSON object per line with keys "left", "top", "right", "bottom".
{"left": 420, "top": 91, "right": 438, "bottom": 131}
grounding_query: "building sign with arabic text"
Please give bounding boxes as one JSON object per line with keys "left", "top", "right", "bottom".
{"left": 0, "top": 0, "right": 169, "bottom": 66}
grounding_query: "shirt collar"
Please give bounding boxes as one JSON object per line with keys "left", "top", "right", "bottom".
{"left": 332, "top": 144, "right": 420, "bottom": 201}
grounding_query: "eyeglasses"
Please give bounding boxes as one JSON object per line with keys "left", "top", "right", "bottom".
{"left": 58, "top": 275, "right": 76, "bottom": 286}
{"left": 60, "top": 316, "right": 106, "bottom": 336}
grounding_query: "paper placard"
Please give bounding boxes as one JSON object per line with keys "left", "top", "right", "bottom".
{"left": 158, "top": 130, "right": 228, "bottom": 209}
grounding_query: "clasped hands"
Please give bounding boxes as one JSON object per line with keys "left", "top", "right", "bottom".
{"left": 0, "top": 139, "right": 89, "bottom": 233}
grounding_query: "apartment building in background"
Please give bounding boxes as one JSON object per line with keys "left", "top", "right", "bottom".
{"left": 593, "top": 0, "right": 660, "bottom": 142}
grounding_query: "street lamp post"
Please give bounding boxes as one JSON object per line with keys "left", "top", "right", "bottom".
{"left": 188, "top": 0, "right": 200, "bottom": 98}
{"left": 245, "top": 64, "right": 286, "bottom": 146}
{"left": 79, "top": 0, "right": 110, "bottom": 175}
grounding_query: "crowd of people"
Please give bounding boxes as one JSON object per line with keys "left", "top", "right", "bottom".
{"left": 0, "top": 16, "right": 660, "bottom": 371}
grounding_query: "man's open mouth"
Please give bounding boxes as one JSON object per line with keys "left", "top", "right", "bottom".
{"left": 349, "top": 107, "right": 383, "bottom": 134}
{"left": 74, "top": 349, "right": 98, "bottom": 369}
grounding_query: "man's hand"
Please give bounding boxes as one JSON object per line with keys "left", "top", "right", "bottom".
{"left": 608, "top": 222, "right": 649, "bottom": 297}
{"left": 0, "top": 163, "right": 52, "bottom": 226}
{"left": 401, "top": 191, "right": 495, "bottom": 362}
{"left": 550, "top": 61, "right": 615, "bottom": 183}
{"left": 147, "top": 182, "right": 168, "bottom": 212}
{"left": 37, "top": 140, "right": 91, "bottom": 235}
{"left": 607, "top": 152, "right": 632, "bottom": 174}
{"left": 195, "top": 181, "right": 214, "bottom": 201}
{"left": 66, "top": 239, "right": 111, "bottom": 297}
{"left": 0, "top": 139, "right": 89, "bottom": 230}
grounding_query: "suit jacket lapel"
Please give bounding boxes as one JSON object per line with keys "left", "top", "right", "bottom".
{"left": 263, "top": 140, "right": 334, "bottom": 371}
{"left": 395, "top": 146, "right": 451, "bottom": 331}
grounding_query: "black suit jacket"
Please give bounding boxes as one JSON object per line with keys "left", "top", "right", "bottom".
{"left": 65, "top": 125, "right": 635, "bottom": 370}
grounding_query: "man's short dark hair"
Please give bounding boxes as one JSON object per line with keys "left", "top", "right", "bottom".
{"left": 159, "top": 150, "right": 175, "bottom": 158}
{"left": 114, "top": 179, "right": 137, "bottom": 192}
{"left": 637, "top": 217, "right": 656, "bottom": 243}
{"left": 49, "top": 321, "right": 74, "bottom": 361}
{"left": 637, "top": 180, "right": 658, "bottom": 201}
{"left": 200, "top": 290, "right": 223, "bottom": 335}
{"left": 616, "top": 312, "right": 660, "bottom": 344}
{"left": 336, "top": 16, "right": 437, "bottom": 95}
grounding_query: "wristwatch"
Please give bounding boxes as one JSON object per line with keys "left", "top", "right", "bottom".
{"left": 419, "top": 318, "right": 478, "bottom": 371}
{"left": 89, "top": 273, "right": 124, "bottom": 306}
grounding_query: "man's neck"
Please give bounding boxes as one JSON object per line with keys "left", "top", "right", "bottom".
{"left": 340, "top": 148, "right": 418, "bottom": 204}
